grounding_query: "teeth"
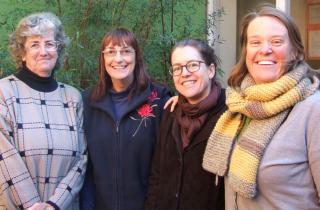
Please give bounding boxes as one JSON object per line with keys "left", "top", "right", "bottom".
{"left": 182, "top": 81, "right": 195, "bottom": 86}
{"left": 258, "top": 61, "right": 274, "bottom": 65}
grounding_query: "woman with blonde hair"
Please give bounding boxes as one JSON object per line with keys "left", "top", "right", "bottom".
{"left": 203, "top": 5, "right": 320, "bottom": 210}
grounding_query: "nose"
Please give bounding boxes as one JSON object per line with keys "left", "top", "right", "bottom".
{"left": 260, "top": 42, "right": 272, "bottom": 54}
{"left": 114, "top": 51, "right": 124, "bottom": 62}
{"left": 180, "top": 66, "right": 191, "bottom": 77}
{"left": 39, "top": 44, "right": 49, "bottom": 55}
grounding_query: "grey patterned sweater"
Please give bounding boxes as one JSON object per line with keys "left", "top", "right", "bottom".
{"left": 0, "top": 72, "right": 87, "bottom": 210}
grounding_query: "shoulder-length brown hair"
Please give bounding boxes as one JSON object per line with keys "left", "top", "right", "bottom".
{"left": 91, "top": 28, "right": 151, "bottom": 101}
{"left": 228, "top": 4, "right": 304, "bottom": 88}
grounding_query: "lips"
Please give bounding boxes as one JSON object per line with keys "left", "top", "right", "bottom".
{"left": 37, "top": 58, "right": 51, "bottom": 62}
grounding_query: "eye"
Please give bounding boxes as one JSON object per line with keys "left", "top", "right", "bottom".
{"left": 172, "top": 66, "right": 181, "bottom": 72}
{"left": 123, "top": 49, "right": 132, "bottom": 54}
{"left": 104, "top": 49, "right": 116, "bottom": 56}
{"left": 30, "top": 42, "right": 40, "bottom": 49}
{"left": 46, "top": 41, "right": 56, "bottom": 48}
{"left": 248, "top": 40, "right": 261, "bottom": 47}
{"left": 188, "top": 61, "right": 199, "bottom": 68}
{"left": 271, "top": 39, "right": 283, "bottom": 46}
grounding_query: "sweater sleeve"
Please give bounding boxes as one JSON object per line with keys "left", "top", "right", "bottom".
{"left": 47, "top": 99, "right": 88, "bottom": 210}
{"left": 0, "top": 95, "right": 41, "bottom": 209}
{"left": 306, "top": 95, "right": 320, "bottom": 202}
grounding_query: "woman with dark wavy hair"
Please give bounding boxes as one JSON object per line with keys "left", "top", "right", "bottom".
{"left": 203, "top": 5, "right": 320, "bottom": 210}
{"left": 81, "top": 28, "right": 171, "bottom": 210}
{"left": 145, "top": 39, "right": 225, "bottom": 210}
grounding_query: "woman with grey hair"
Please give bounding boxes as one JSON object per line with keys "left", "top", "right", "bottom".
{"left": 0, "top": 12, "right": 87, "bottom": 210}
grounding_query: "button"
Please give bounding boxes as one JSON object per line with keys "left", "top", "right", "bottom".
{"left": 175, "top": 193, "right": 179, "bottom": 198}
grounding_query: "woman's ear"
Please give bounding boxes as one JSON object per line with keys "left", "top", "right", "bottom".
{"left": 290, "top": 50, "right": 299, "bottom": 61}
{"left": 208, "top": 64, "right": 216, "bottom": 79}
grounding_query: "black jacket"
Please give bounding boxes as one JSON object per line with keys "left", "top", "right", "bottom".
{"left": 145, "top": 90, "right": 226, "bottom": 210}
{"left": 81, "top": 83, "right": 171, "bottom": 210}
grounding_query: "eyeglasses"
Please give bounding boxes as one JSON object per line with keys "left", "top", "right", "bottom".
{"left": 26, "top": 41, "right": 59, "bottom": 52}
{"left": 169, "top": 60, "right": 205, "bottom": 76}
{"left": 102, "top": 48, "right": 135, "bottom": 57}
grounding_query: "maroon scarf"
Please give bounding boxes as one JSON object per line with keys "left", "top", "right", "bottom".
{"left": 175, "top": 81, "right": 222, "bottom": 148}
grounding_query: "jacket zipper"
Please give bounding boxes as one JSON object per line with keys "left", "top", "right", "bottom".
{"left": 115, "top": 121, "right": 120, "bottom": 210}
{"left": 176, "top": 152, "right": 183, "bottom": 210}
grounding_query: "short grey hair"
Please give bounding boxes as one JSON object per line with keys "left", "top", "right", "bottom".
{"left": 9, "top": 12, "right": 69, "bottom": 71}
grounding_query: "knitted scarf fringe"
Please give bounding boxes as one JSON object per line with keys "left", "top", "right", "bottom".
{"left": 203, "top": 63, "right": 319, "bottom": 198}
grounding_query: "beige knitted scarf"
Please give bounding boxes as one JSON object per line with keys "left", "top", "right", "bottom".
{"left": 203, "top": 63, "right": 319, "bottom": 198}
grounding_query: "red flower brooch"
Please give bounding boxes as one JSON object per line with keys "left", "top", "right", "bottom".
{"left": 130, "top": 90, "right": 159, "bottom": 137}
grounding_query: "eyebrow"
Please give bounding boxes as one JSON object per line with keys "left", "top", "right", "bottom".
{"left": 27, "top": 40, "right": 55, "bottom": 43}
{"left": 105, "top": 46, "right": 131, "bottom": 49}
{"left": 172, "top": 60, "right": 200, "bottom": 66}
{"left": 247, "top": 34, "right": 287, "bottom": 39}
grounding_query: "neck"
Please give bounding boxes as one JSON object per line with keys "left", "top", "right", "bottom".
{"left": 111, "top": 78, "right": 133, "bottom": 93}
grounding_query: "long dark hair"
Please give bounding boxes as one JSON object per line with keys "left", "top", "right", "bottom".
{"left": 91, "top": 28, "right": 151, "bottom": 101}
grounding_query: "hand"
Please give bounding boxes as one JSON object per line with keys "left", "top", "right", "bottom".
{"left": 27, "top": 203, "right": 55, "bottom": 210}
{"left": 27, "top": 203, "right": 41, "bottom": 210}
{"left": 164, "top": 96, "right": 178, "bottom": 112}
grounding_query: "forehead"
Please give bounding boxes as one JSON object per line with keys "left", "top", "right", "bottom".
{"left": 105, "top": 41, "right": 131, "bottom": 48}
{"left": 171, "top": 46, "right": 202, "bottom": 64}
{"left": 247, "top": 16, "right": 288, "bottom": 38}
{"left": 25, "top": 31, "right": 55, "bottom": 43}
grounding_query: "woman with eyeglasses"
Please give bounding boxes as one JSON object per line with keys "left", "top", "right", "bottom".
{"left": 80, "top": 28, "right": 172, "bottom": 210}
{"left": 0, "top": 12, "right": 87, "bottom": 210}
{"left": 145, "top": 39, "right": 225, "bottom": 210}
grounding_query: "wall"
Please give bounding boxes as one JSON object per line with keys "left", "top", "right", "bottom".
{"left": 291, "top": 0, "right": 320, "bottom": 69}
{"left": 208, "top": 0, "right": 237, "bottom": 86}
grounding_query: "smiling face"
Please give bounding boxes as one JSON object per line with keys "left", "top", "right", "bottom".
{"left": 245, "top": 16, "right": 295, "bottom": 84}
{"left": 22, "top": 31, "right": 58, "bottom": 77}
{"left": 171, "top": 46, "right": 215, "bottom": 104}
{"left": 103, "top": 42, "right": 136, "bottom": 91}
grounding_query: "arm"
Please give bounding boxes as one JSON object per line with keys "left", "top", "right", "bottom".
{"left": 211, "top": 175, "right": 225, "bottom": 210}
{"left": 80, "top": 159, "right": 95, "bottom": 210}
{"left": 144, "top": 131, "right": 162, "bottom": 210}
{"left": 144, "top": 109, "right": 171, "bottom": 210}
{"left": 163, "top": 96, "right": 178, "bottom": 112}
{"left": 306, "top": 98, "right": 320, "bottom": 202}
{"left": 0, "top": 96, "right": 41, "bottom": 209}
{"left": 46, "top": 100, "right": 88, "bottom": 209}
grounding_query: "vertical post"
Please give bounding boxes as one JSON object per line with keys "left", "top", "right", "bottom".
{"left": 207, "top": 0, "right": 237, "bottom": 86}
{"left": 276, "top": 0, "right": 291, "bottom": 14}
{"left": 207, "top": 0, "right": 221, "bottom": 55}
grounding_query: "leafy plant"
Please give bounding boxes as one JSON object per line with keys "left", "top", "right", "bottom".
{"left": 0, "top": 0, "right": 224, "bottom": 90}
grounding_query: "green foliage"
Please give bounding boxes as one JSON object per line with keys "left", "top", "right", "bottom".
{"left": 0, "top": 0, "right": 223, "bottom": 90}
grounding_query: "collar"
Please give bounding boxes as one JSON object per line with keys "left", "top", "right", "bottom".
{"left": 15, "top": 66, "right": 58, "bottom": 92}
{"left": 90, "top": 82, "right": 152, "bottom": 118}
